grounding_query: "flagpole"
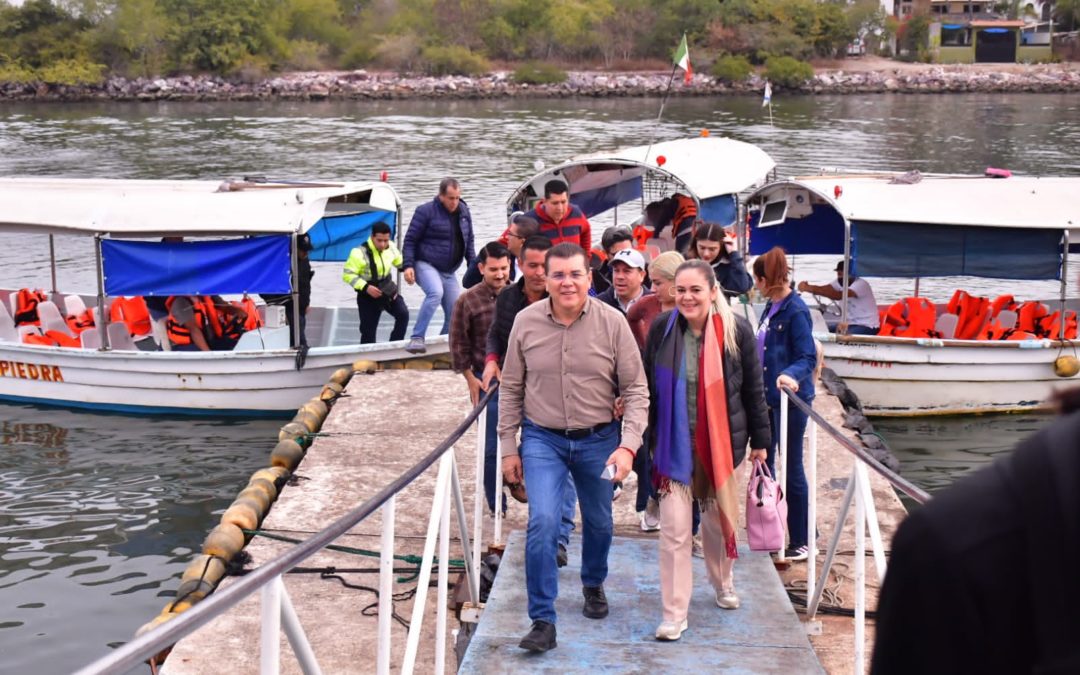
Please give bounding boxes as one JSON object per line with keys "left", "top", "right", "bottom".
{"left": 646, "top": 63, "right": 679, "bottom": 160}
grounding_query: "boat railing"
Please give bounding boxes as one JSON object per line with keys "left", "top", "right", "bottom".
{"left": 777, "top": 385, "right": 930, "bottom": 674}
{"left": 74, "top": 383, "right": 501, "bottom": 675}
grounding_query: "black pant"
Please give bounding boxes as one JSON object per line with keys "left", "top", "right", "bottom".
{"left": 356, "top": 291, "right": 409, "bottom": 344}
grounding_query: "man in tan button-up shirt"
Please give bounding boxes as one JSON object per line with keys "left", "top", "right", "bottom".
{"left": 498, "top": 242, "right": 649, "bottom": 653}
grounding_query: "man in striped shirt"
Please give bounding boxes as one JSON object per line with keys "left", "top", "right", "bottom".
{"left": 528, "top": 180, "right": 592, "bottom": 251}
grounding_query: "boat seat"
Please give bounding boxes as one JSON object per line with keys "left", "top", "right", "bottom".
{"left": 18, "top": 325, "right": 42, "bottom": 340}
{"left": 106, "top": 322, "right": 137, "bottom": 351}
{"left": 151, "top": 317, "right": 171, "bottom": 351}
{"left": 262, "top": 304, "right": 287, "bottom": 328}
{"left": 808, "top": 308, "right": 829, "bottom": 334}
{"left": 38, "top": 301, "right": 74, "bottom": 337}
{"left": 0, "top": 319, "right": 17, "bottom": 342}
{"left": 0, "top": 298, "right": 14, "bottom": 328}
{"left": 232, "top": 327, "right": 291, "bottom": 351}
{"left": 64, "top": 295, "right": 87, "bottom": 317}
{"left": 80, "top": 327, "right": 101, "bottom": 350}
{"left": 934, "top": 313, "right": 959, "bottom": 339}
{"left": 996, "top": 309, "right": 1018, "bottom": 331}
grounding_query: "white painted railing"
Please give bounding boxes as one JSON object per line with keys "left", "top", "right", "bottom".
{"left": 74, "top": 386, "right": 497, "bottom": 675}
{"left": 778, "top": 386, "right": 930, "bottom": 674}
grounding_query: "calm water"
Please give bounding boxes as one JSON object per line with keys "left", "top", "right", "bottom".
{"left": 1, "top": 93, "right": 1080, "bottom": 671}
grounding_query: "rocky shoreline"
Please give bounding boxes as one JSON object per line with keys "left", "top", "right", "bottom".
{"left": 2, "top": 65, "right": 1079, "bottom": 102}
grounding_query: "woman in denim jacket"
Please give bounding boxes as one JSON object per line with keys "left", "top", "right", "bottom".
{"left": 752, "top": 247, "right": 817, "bottom": 561}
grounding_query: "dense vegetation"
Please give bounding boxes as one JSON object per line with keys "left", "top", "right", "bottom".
{"left": 4, "top": 0, "right": 1068, "bottom": 86}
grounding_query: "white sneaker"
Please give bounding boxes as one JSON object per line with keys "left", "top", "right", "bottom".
{"left": 654, "top": 618, "right": 688, "bottom": 641}
{"left": 639, "top": 510, "right": 660, "bottom": 532}
{"left": 715, "top": 589, "right": 740, "bottom": 610}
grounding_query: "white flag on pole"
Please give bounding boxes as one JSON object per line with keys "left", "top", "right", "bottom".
{"left": 762, "top": 81, "right": 772, "bottom": 107}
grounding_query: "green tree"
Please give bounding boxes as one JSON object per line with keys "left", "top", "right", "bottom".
{"left": 91, "top": 0, "right": 170, "bottom": 76}
{"left": 813, "top": 1, "right": 855, "bottom": 57}
{"left": 1055, "top": 0, "right": 1080, "bottom": 30}
{"left": 163, "top": 0, "right": 270, "bottom": 73}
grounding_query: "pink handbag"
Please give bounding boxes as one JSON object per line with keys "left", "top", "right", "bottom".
{"left": 746, "top": 459, "right": 787, "bottom": 552}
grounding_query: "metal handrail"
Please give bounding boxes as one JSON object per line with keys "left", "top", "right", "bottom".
{"left": 74, "top": 383, "right": 498, "bottom": 675}
{"left": 780, "top": 384, "right": 930, "bottom": 505}
{"left": 778, "top": 383, "right": 928, "bottom": 675}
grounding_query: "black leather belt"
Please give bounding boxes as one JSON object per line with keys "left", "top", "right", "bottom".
{"left": 536, "top": 421, "right": 613, "bottom": 440}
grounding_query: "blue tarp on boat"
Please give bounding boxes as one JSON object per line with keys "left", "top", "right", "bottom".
{"left": 852, "top": 221, "right": 1063, "bottom": 280}
{"left": 305, "top": 209, "right": 397, "bottom": 262}
{"left": 574, "top": 178, "right": 643, "bottom": 219}
{"left": 102, "top": 235, "right": 292, "bottom": 296}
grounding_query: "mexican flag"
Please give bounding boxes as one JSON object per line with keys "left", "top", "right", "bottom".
{"left": 674, "top": 34, "right": 692, "bottom": 83}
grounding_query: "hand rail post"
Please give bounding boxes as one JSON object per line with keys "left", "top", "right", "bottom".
{"left": 494, "top": 440, "right": 504, "bottom": 545}
{"left": 473, "top": 405, "right": 486, "bottom": 589}
{"left": 260, "top": 575, "right": 282, "bottom": 675}
{"left": 435, "top": 452, "right": 452, "bottom": 675}
{"left": 807, "top": 414, "right": 818, "bottom": 604}
{"left": 280, "top": 583, "right": 323, "bottom": 675}
{"left": 854, "top": 456, "right": 867, "bottom": 675}
{"left": 808, "top": 465, "right": 857, "bottom": 619}
{"left": 376, "top": 495, "right": 395, "bottom": 675}
{"left": 402, "top": 452, "right": 454, "bottom": 674}
{"left": 856, "top": 462, "right": 888, "bottom": 582}
{"left": 778, "top": 392, "right": 789, "bottom": 562}
{"left": 451, "top": 455, "right": 479, "bottom": 602}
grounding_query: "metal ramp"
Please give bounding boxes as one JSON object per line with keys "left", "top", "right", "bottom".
{"left": 460, "top": 531, "right": 824, "bottom": 673}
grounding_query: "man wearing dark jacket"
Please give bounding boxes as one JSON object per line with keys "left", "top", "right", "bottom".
{"left": 402, "top": 177, "right": 476, "bottom": 354}
{"left": 872, "top": 396, "right": 1080, "bottom": 675}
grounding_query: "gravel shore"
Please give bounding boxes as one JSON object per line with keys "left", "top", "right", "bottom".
{"left": 3, "top": 58, "right": 1078, "bottom": 102}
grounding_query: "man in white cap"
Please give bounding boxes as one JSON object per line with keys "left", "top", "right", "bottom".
{"left": 597, "top": 248, "right": 651, "bottom": 315}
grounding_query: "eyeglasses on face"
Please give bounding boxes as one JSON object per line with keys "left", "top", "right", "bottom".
{"left": 548, "top": 270, "right": 588, "bottom": 282}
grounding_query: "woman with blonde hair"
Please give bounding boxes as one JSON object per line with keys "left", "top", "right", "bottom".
{"left": 752, "top": 246, "right": 817, "bottom": 561}
{"left": 627, "top": 251, "right": 684, "bottom": 350}
{"left": 643, "top": 259, "right": 770, "bottom": 640}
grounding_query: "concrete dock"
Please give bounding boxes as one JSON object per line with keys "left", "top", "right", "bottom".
{"left": 164, "top": 368, "right": 908, "bottom": 674}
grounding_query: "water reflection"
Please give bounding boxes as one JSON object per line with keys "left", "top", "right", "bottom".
{"left": 875, "top": 413, "right": 1052, "bottom": 494}
{"left": 0, "top": 402, "right": 279, "bottom": 674}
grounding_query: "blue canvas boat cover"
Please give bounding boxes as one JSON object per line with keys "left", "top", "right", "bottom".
{"left": 305, "top": 209, "right": 397, "bottom": 262}
{"left": 102, "top": 235, "right": 292, "bottom": 296}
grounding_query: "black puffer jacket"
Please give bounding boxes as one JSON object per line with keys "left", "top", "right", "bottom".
{"left": 642, "top": 309, "right": 771, "bottom": 469}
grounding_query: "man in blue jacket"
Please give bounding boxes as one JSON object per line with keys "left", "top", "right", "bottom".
{"left": 402, "top": 178, "right": 476, "bottom": 354}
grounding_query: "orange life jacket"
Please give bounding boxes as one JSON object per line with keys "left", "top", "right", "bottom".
{"left": 990, "top": 294, "right": 1016, "bottom": 318}
{"left": 878, "top": 297, "right": 937, "bottom": 338}
{"left": 165, "top": 296, "right": 211, "bottom": 346}
{"left": 232, "top": 297, "right": 263, "bottom": 332}
{"left": 673, "top": 194, "right": 697, "bottom": 228}
{"left": 979, "top": 313, "right": 1017, "bottom": 341}
{"left": 14, "top": 288, "right": 47, "bottom": 326}
{"left": 66, "top": 309, "right": 95, "bottom": 335}
{"left": 1038, "top": 310, "right": 1078, "bottom": 340}
{"left": 22, "top": 329, "right": 80, "bottom": 348}
{"left": 631, "top": 224, "right": 653, "bottom": 251}
{"left": 110, "top": 296, "right": 152, "bottom": 337}
{"left": 946, "top": 290, "right": 990, "bottom": 340}
{"left": 589, "top": 247, "right": 608, "bottom": 268}
{"left": 1017, "top": 301, "right": 1050, "bottom": 335}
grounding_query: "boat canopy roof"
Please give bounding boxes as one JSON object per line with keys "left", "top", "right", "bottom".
{"left": 0, "top": 178, "right": 400, "bottom": 237}
{"left": 747, "top": 173, "right": 1079, "bottom": 281}
{"left": 508, "top": 136, "right": 775, "bottom": 226}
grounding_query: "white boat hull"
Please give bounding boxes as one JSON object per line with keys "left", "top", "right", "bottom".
{"left": 818, "top": 335, "right": 1080, "bottom": 417}
{"left": 0, "top": 338, "right": 448, "bottom": 416}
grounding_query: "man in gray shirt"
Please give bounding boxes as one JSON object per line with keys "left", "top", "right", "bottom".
{"left": 499, "top": 242, "right": 649, "bottom": 652}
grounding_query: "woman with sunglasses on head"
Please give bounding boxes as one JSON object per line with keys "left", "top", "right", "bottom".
{"left": 643, "top": 259, "right": 770, "bottom": 641}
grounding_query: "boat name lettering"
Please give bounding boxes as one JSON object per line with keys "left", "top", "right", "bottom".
{"left": 855, "top": 360, "right": 892, "bottom": 369}
{"left": 0, "top": 360, "right": 64, "bottom": 382}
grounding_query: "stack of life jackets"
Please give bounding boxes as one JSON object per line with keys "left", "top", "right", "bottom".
{"left": 878, "top": 297, "right": 939, "bottom": 338}
{"left": 110, "top": 297, "right": 152, "bottom": 337}
{"left": 13, "top": 288, "right": 47, "bottom": 326}
{"left": 878, "top": 290, "right": 1078, "bottom": 342}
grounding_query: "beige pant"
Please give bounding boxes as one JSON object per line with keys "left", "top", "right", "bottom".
{"left": 658, "top": 488, "right": 735, "bottom": 622}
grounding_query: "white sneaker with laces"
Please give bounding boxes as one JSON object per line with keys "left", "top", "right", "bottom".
{"left": 784, "top": 545, "right": 810, "bottom": 562}
{"left": 715, "top": 589, "right": 740, "bottom": 610}
{"left": 654, "top": 618, "right": 688, "bottom": 641}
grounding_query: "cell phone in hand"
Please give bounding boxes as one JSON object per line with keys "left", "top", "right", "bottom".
{"left": 600, "top": 464, "right": 617, "bottom": 481}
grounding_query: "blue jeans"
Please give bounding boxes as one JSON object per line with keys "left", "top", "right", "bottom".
{"left": 520, "top": 419, "right": 617, "bottom": 624}
{"left": 475, "top": 370, "right": 505, "bottom": 514}
{"left": 767, "top": 403, "right": 810, "bottom": 549}
{"left": 845, "top": 324, "right": 878, "bottom": 336}
{"left": 412, "top": 260, "right": 461, "bottom": 338}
